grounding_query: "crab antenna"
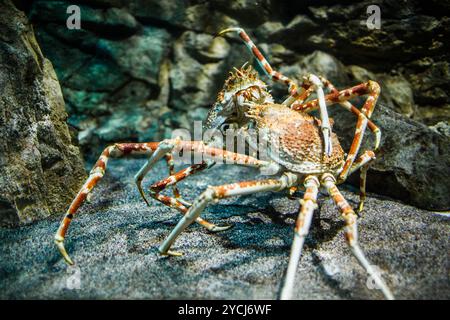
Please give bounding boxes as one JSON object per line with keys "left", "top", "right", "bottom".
{"left": 241, "top": 61, "right": 249, "bottom": 69}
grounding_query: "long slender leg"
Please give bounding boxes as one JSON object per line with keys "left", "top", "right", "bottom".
{"left": 148, "top": 161, "right": 231, "bottom": 232}
{"left": 134, "top": 145, "right": 174, "bottom": 206}
{"left": 346, "top": 150, "right": 376, "bottom": 213}
{"left": 280, "top": 176, "right": 320, "bottom": 300}
{"left": 55, "top": 142, "right": 159, "bottom": 265}
{"left": 135, "top": 151, "right": 198, "bottom": 207}
{"left": 348, "top": 150, "right": 376, "bottom": 175}
{"left": 306, "top": 74, "right": 333, "bottom": 155}
{"left": 217, "top": 27, "right": 303, "bottom": 99}
{"left": 158, "top": 172, "right": 298, "bottom": 256}
{"left": 321, "top": 173, "right": 394, "bottom": 300}
{"left": 55, "top": 139, "right": 271, "bottom": 265}
{"left": 164, "top": 153, "right": 182, "bottom": 200}
{"left": 136, "top": 140, "right": 275, "bottom": 231}
{"left": 317, "top": 78, "right": 380, "bottom": 211}
{"left": 291, "top": 80, "right": 381, "bottom": 157}
{"left": 292, "top": 80, "right": 381, "bottom": 209}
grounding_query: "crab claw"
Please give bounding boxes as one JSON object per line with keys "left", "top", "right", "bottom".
{"left": 55, "top": 236, "right": 74, "bottom": 265}
{"left": 159, "top": 249, "right": 184, "bottom": 257}
{"left": 215, "top": 27, "right": 242, "bottom": 38}
{"left": 357, "top": 201, "right": 365, "bottom": 214}
{"left": 208, "top": 224, "right": 233, "bottom": 233}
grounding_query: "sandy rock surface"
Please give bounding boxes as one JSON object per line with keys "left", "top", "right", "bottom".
{"left": 0, "top": 159, "right": 447, "bottom": 299}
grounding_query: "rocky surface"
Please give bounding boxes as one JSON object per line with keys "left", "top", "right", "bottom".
{"left": 0, "top": 0, "right": 86, "bottom": 226}
{"left": 0, "top": 159, "right": 448, "bottom": 299}
{"left": 330, "top": 103, "right": 450, "bottom": 211}
{"left": 17, "top": 0, "right": 449, "bottom": 211}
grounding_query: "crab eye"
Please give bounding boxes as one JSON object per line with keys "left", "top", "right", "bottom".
{"left": 220, "top": 123, "right": 231, "bottom": 133}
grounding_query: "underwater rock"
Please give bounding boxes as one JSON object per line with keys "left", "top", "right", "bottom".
{"left": 127, "top": 0, "right": 238, "bottom": 34}
{"left": 378, "top": 75, "right": 416, "bottom": 118}
{"left": 330, "top": 104, "right": 450, "bottom": 211}
{"left": 0, "top": 0, "right": 86, "bottom": 226}
{"left": 96, "top": 27, "right": 172, "bottom": 84}
{"left": 415, "top": 105, "right": 450, "bottom": 125}
{"left": 169, "top": 31, "right": 231, "bottom": 111}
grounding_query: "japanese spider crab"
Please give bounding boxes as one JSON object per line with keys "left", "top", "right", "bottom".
{"left": 54, "top": 28, "right": 392, "bottom": 299}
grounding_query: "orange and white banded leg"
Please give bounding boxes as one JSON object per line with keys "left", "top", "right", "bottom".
{"left": 164, "top": 153, "right": 182, "bottom": 200}
{"left": 280, "top": 176, "right": 319, "bottom": 300}
{"left": 135, "top": 152, "right": 192, "bottom": 207}
{"left": 134, "top": 140, "right": 180, "bottom": 206}
{"left": 148, "top": 160, "right": 232, "bottom": 232}
{"left": 158, "top": 172, "right": 297, "bottom": 256}
{"left": 348, "top": 150, "right": 377, "bottom": 212}
{"left": 293, "top": 79, "right": 381, "bottom": 156}
{"left": 143, "top": 139, "right": 278, "bottom": 230}
{"left": 292, "top": 80, "right": 381, "bottom": 180}
{"left": 311, "top": 78, "right": 380, "bottom": 211}
{"left": 217, "top": 27, "right": 303, "bottom": 100}
{"left": 55, "top": 142, "right": 161, "bottom": 265}
{"left": 321, "top": 174, "right": 394, "bottom": 300}
{"left": 312, "top": 77, "right": 381, "bottom": 211}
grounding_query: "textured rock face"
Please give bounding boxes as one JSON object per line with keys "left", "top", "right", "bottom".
{"left": 0, "top": 0, "right": 86, "bottom": 226}
{"left": 23, "top": 0, "right": 450, "bottom": 210}
{"left": 330, "top": 104, "right": 450, "bottom": 211}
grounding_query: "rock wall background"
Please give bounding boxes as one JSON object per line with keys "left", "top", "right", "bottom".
{"left": 8, "top": 0, "right": 450, "bottom": 210}
{"left": 0, "top": 0, "right": 86, "bottom": 226}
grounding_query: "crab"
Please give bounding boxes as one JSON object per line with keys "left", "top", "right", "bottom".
{"left": 54, "top": 28, "right": 393, "bottom": 299}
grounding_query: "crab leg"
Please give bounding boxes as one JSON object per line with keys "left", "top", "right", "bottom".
{"left": 148, "top": 160, "right": 232, "bottom": 232}
{"left": 321, "top": 174, "right": 394, "bottom": 300}
{"left": 292, "top": 80, "right": 381, "bottom": 209}
{"left": 55, "top": 142, "right": 158, "bottom": 265}
{"left": 217, "top": 27, "right": 333, "bottom": 155}
{"left": 315, "top": 78, "right": 381, "bottom": 209}
{"left": 164, "top": 153, "right": 181, "bottom": 200}
{"left": 217, "top": 27, "right": 302, "bottom": 99}
{"left": 158, "top": 172, "right": 297, "bottom": 256}
{"left": 291, "top": 80, "right": 381, "bottom": 151}
{"left": 280, "top": 176, "right": 320, "bottom": 300}
{"left": 55, "top": 139, "right": 269, "bottom": 265}
{"left": 134, "top": 143, "right": 176, "bottom": 206}
{"left": 347, "top": 150, "right": 377, "bottom": 212}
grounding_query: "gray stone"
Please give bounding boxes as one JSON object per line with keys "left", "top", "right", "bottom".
{"left": 97, "top": 27, "right": 172, "bottom": 84}
{"left": 169, "top": 31, "right": 230, "bottom": 111}
{"left": 330, "top": 104, "right": 450, "bottom": 211}
{"left": 0, "top": 0, "right": 86, "bottom": 226}
{"left": 379, "top": 75, "right": 416, "bottom": 118}
{"left": 127, "top": 1, "right": 238, "bottom": 34}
